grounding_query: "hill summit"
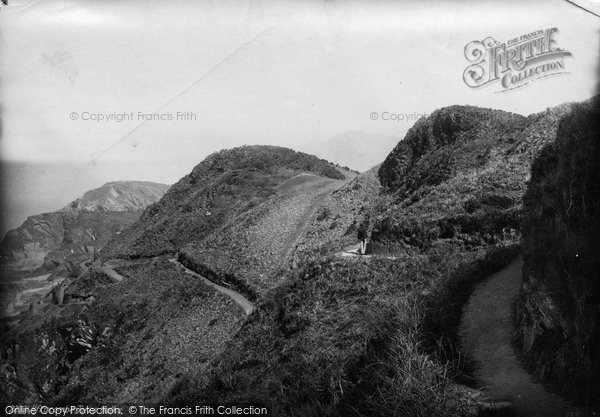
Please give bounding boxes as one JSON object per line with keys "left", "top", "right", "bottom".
{"left": 102, "top": 145, "right": 347, "bottom": 259}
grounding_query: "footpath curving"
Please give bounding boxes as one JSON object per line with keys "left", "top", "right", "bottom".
{"left": 97, "top": 260, "right": 255, "bottom": 316}
{"left": 459, "top": 256, "right": 576, "bottom": 417}
{"left": 168, "top": 258, "right": 255, "bottom": 316}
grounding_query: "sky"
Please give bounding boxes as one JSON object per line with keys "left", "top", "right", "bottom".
{"left": 0, "top": 0, "right": 599, "bottom": 231}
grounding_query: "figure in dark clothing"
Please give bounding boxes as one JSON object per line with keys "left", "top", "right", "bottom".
{"left": 357, "top": 219, "right": 370, "bottom": 255}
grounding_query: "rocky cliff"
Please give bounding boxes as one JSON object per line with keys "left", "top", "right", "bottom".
{"left": 0, "top": 181, "right": 169, "bottom": 270}
{"left": 517, "top": 96, "right": 600, "bottom": 406}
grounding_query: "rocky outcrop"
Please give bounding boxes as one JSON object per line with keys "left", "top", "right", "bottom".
{"left": 517, "top": 96, "right": 600, "bottom": 406}
{"left": 374, "top": 103, "right": 573, "bottom": 250}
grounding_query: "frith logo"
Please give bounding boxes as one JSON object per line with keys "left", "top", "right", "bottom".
{"left": 463, "top": 28, "right": 572, "bottom": 92}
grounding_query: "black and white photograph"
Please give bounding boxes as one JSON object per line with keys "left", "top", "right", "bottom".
{"left": 0, "top": 1, "right": 599, "bottom": 416}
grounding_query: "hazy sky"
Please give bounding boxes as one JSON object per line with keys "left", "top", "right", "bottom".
{"left": 0, "top": 0, "right": 599, "bottom": 185}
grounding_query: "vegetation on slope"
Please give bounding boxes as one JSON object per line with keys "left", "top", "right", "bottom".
{"left": 1, "top": 146, "right": 349, "bottom": 405}
{"left": 167, "top": 243, "right": 519, "bottom": 416}
{"left": 517, "top": 96, "right": 600, "bottom": 407}
{"left": 163, "top": 104, "right": 571, "bottom": 415}
{"left": 1, "top": 259, "right": 245, "bottom": 403}
{"left": 374, "top": 104, "right": 573, "bottom": 252}
{"left": 102, "top": 146, "right": 345, "bottom": 258}
{"left": 179, "top": 173, "right": 346, "bottom": 296}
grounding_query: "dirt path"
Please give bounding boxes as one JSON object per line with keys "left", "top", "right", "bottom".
{"left": 168, "top": 258, "right": 255, "bottom": 316}
{"left": 283, "top": 178, "right": 346, "bottom": 262}
{"left": 459, "top": 256, "right": 575, "bottom": 417}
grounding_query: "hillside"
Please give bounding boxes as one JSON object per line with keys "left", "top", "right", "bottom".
{"left": 1, "top": 259, "right": 247, "bottom": 403}
{"left": 179, "top": 172, "right": 346, "bottom": 296}
{"left": 374, "top": 104, "right": 573, "bottom": 251}
{"left": 517, "top": 96, "right": 600, "bottom": 407}
{"left": 102, "top": 146, "right": 346, "bottom": 258}
{"left": 291, "top": 165, "right": 382, "bottom": 265}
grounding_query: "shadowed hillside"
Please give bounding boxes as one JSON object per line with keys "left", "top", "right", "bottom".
{"left": 517, "top": 95, "right": 600, "bottom": 409}
{"left": 1, "top": 259, "right": 246, "bottom": 403}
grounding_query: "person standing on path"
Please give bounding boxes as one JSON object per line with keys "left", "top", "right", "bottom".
{"left": 357, "top": 219, "right": 369, "bottom": 255}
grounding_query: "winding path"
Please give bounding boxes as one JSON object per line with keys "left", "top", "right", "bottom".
{"left": 98, "top": 260, "right": 254, "bottom": 316}
{"left": 168, "top": 258, "right": 255, "bottom": 316}
{"left": 459, "top": 256, "right": 574, "bottom": 417}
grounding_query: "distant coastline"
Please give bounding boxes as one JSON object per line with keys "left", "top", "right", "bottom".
{"left": 1, "top": 161, "right": 104, "bottom": 236}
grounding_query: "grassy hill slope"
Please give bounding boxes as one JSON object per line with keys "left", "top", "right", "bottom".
{"left": 179, "top": 173, "right": 346, "bottom": 296}
{"left": 102, "top": 146, "right": 345, "bottom": 259}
